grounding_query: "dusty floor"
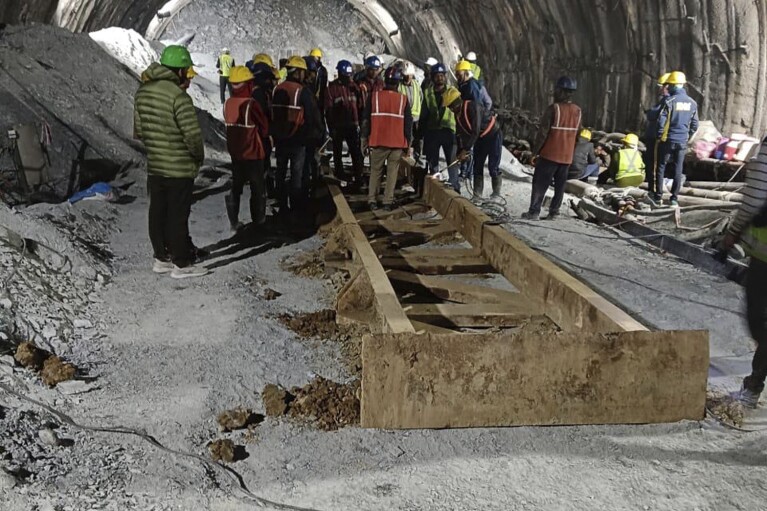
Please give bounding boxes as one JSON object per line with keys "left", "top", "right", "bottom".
{"left": 2, "top": 171, "right": 767, "bottom": 510}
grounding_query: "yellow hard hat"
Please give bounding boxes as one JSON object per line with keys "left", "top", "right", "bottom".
{"left": 622, "top": 133, "right": 639, "bottom": 146}
{"left": 229, "top": 66, "right": 255, "bottom": 84}
{"left": 657, "top": 72, "right": 671, "bottom": 86}
{"left": 253, "top": 53, "right": 275, "bottom": 69}
{"left": 666, "top": 71, "right": 687, "bottom": 85}
{"left": 580, "top": 129, "right": 592, "bottom": 140}
{"left": 186, "top": 67, "right": 198, "bottom": 79}
{"left": 286, "top": 55, "right": 308, "bottom": 70}
{"left": 455, "top": 60, "right": 472, "bottom": 72}
{"left": 309, "top": 47, "right": 323, "bottom": 58}
{"left": 441, "top": 86, "right": 462, "bottom": 108}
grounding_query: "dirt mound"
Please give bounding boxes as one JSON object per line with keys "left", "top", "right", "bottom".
{"left": 207, "top": 439, "right": 235, "bottom": 463}
{"left": 216, "top": 408, "right": 264, "bottom": 432}
{"left": 281, "top": 250, "right": 327, "bottom": 279}
{"left": 263, "top": 288, "right": 282, "bottom": 301}
{"left": 14, "top": 342, "right": 76, "bottom": 387}
{"left": 707, "top": 391, "right": 746, "bottom": 428}
{"left": 261, "top": 377, "right": 360, "bottom": 431}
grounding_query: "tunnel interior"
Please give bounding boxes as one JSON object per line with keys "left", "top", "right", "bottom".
{"left": 2, "top": 0, "right": 766, "bottom": 139}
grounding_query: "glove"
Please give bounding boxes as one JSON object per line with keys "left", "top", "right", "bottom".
{"left": 457, "top": 150, "right": 470, "bottom": 162}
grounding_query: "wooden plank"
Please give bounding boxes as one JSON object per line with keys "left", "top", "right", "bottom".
{"left": 329, "top": 185, "right": 415, "bottom": 334}
{"left": 577, "top": 199, "right": 747, "bottom": 285}
{"left": 424, "top": 180, "right": 647, "bottom": 333}
{"left": 379, "top": 253, "right": 494, "bottom": 275}
{"left": 387, "top": 270, "right": 521, "bottom": 305}
{"left": 409, "top": 320, "right": 462, "bottom": 335}
{"left": 403, "top": 303, "right": 544, "bottom": 327}
{"left": 359, "top": 219, "right": 458, "bottom": 239}
{"left": 355, "top": 203, "right": 432, "bottom": 222}
{"left": 361, "top": 330, "right": 709, "bottom": 428}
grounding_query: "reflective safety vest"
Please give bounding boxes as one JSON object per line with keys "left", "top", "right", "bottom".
{"left": 219, "top": 54, "right": 234, "bottom": 77}
{"left": 745, "top": 225, "right": 767, "bottom": 263}
{"left": 539, "top": 102, "right": 582, "bottom": 165}
{"left": 423, "top": 86, "right": 456, "bottom": 132}
{"left": 224, "top": 97, "right": 265, "bottom": 160}
{"left": 469, "top": 63, "right": 482, "bottom": 81}
{"left": 398, "top": 81, "right": 422, "bottom": 121}
{"left": 369, "top": 90, "right": 408, "bottom": 149}
{"left": 271, "top": 81, "right": 305, "bottom": 139}
{"left": 278, "top": 67, "right": 287, "bottom": 84}
{"left": 614, "top": 147, "right": 646, "bottom": 187}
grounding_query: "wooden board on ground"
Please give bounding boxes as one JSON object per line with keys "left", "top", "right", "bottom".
{"left": 361, "top": 330, "right": 709, "bottom": 428}
{"left": 403, "top": 303, "right": 544, "bottom": 327}
{"left": 387, "top": 270, "right": 521, "bottom": 304}
{"left": 379, "top": 253, "right": 494, "bottom": 275}
{"left": 424, "top": 180, "right": 647, "bottom": 333}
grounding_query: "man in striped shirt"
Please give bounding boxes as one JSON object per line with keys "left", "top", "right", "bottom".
{"left": 723, "top": 138, "right": 767, "bottom": 407}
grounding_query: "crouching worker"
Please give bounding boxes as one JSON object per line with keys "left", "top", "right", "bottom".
{"left": 442, "top": 87, "right": 503, "bottom": 198}
{"left": 224, "top": 66, "right": 269, "bottom": 232}
{"left": 362, "top": 66, "right": 413, "bottom": 211}
{"left": 568, "top": 129, "right": 600, "bottom": 182}
{"left": 134, "top": 45, "right": 208, "bottom": 279}
{"left": 597, "top": 133, "right": 646, "bottom": 187}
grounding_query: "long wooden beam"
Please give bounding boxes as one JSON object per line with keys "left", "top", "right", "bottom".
{"left": 423, "top": 180, "right": 647, "bottom": 333}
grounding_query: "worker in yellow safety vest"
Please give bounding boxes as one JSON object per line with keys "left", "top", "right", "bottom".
{"left": 217, "top": 47, "right": 235, "bottom": 104}
{"left": 597, "top": 133, "right": 646, "bottom": 187}
{"left": 465, "top": 51, "right": 483, "bottom": 86}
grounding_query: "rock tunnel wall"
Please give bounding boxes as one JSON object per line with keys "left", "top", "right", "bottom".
{"left": 3, "top": 0, "right": 767, "bottom": 139}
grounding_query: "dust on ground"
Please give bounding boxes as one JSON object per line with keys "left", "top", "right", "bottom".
{"left": 278, "top": 309, "right": 367, "bottom": 376}
{"left": 261, "top": 377, "right": 360, "bottom": 431}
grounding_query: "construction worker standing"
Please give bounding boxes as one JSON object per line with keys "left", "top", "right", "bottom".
{"left": 651, "top": 71, "right": 699, "bottom": 208}
{"left": 357, "top": 56, "right": 385, "bottom": 121}
{"left": 522, "top": 76, "right": 582, "bottom": 221}
{"left": 325, "top": 59, "right": 364, "bottom": 182}
{"left": 302, "top": 56, "right": 325, "bottom": 193}
{"left": 597, "top": 133, "right": 646, "bottom": 187}
{"left": 443, "top": 87, "right": 502, "bottom": 198}
{"left": 217, "top": 48, "right": 235, "bottom": 104}
{"left": 362, "top": 66, "right": 413, "bottom": 211}
{"left": 134, "top": 45, "right": 207, "bottom": 279}
{"left": 223, "top": 66, "right": 269, "bottom": 231}
{"left": 421, "top": 63, "right": 458, "bottom": 188}
{"left": 271, "top": 56, "right": 320, "bottom": 218}
{"left": 643, "top": 72, "right": 670, "bottom": 195}
{"left": 421, "top": 57, "right": 438, "bottom": 92}
{"left": 455, "top": 60, "right": 492, "bottom": 110}
{"left": 250, "top": 62, "right": 278, "bottom": 198}
{"left": 722, "top": 137, "right": 767, "bottom": 409}
{"left": 464, "top": 52, "right": 483, "bottom": 86}
{"left": 309, "top": 48, "right": 328, "bottom": 105}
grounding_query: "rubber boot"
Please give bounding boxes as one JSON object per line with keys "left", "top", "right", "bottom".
{"left": 225, "top": 193, "right": 240, "bottom": 231}
{"left": 491, "top": 175, "right": 503, "bottom": 198}
{"left": 473, "top": 175, "right": 484, "bottom": 198}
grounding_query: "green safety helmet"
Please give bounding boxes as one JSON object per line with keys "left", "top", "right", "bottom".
{"left": 160, "top": 45, "right": 194, "bottom": 69}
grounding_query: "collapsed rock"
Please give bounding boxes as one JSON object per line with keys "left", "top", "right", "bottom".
{"left": 263, "top": 288, "right": 282, "bottom": 301}
{"left": 281, "top": 249, "right": 327, "bottom": 279}
{"left": 216, "top": 408, "right": 264, "bottom": 432}
{"left": 279, "top": 309, "right": 338, "bottom": 339}
{"left": 207, "top": 439, "right": 236, "bottom": 463}
{"left": 14, "top": 341, "right": 77, "bottom": 387}
{"left": 14, "top": 342, "right": 49, "bottom": 370}
{"left": 261, "top": 377, "right": 360, "bottom": 431}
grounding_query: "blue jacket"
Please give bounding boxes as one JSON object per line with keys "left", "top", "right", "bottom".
{"left": 656, "top": 88, "right": 699, "bottom": 144}
{"left": 459, "top": 78, "right": 492, "bottom": 111}
{"left": 643, "top": 101, "right": 664, "bottom": 141}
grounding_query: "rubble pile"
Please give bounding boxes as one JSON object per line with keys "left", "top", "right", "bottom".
{"left": 261, "top": 377, "right": 360, "bottom": 431}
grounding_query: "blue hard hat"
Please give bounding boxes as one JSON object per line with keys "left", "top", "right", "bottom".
{"left": 365, "top": 56, "right": 382, "bottom": 69}
{"left": 303, "top": 56, "right": 319, "bottom": 72}
{"left": 336, "top": 59, "right": 353, "bottom": 76}
{"left": 555, "top": 76, "right": 578, "bottom": 91}
{"left": 384, "top": 66, "right": 403, "bottom": 84}
{"left": 251, "top": 62, "right": 274, "bottom": 77}
{"left": 430, "top": 63, "right": 447, "bottom": 75}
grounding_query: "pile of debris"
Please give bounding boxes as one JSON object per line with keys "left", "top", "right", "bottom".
{"left": 262, "top": 377, "right": 360, "bottom": 431}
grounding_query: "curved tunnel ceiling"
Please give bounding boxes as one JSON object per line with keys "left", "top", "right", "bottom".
{"left": 3, "top": 0, "right": 767, "bottom": 138}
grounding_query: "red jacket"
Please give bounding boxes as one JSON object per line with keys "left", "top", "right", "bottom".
{"left": 357, "top": 76, "right": 384, "bottom": 114}
{"left": 325, "top": 78, "right": 361, "bottom": 130}
{"left": 224, "top": 84, "right": 268, "bottom": 161}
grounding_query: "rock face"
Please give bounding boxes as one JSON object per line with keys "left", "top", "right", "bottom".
{"left": 2, "top": 0, "right": 766, "bottom": 136}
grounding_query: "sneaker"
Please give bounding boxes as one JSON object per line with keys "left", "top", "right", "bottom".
{"left": 645, "top": 194, "right": 661, "bottom": 208}
{"left": 152, "top": 259, "right": 174, "bottom": 274}
{"left": 401, "top": 184, "right": 415, "bottom": 193}
{"left": 521, "top": 212, "right": 540, "bottom": 221}
{"left": 170, "top": 264, "right": 209, "bottom": 279}
{"left": 543, "top": 212, "right": 559, "bottom": 221}
{"left": 669, "top": 199, "right": 680, "bottom": 208}
{"left": 382, "top": 203, "right": 395, "bottom": 212}
{"left": 368, "top": 201, "right": 379, "bottom": 211}
{"left": 738, "top": 384, "right": 762, "bottom": 409}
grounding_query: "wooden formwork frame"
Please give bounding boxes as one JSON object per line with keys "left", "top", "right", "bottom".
{"left": 327, "top": 179, "right": 709, "bottom": 429}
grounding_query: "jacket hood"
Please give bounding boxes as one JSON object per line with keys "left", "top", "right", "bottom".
{"left": 142, "top": 62, "right": 182, "bottom": 85}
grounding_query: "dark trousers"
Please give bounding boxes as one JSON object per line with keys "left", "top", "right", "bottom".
{"left": 263, "top": 137, "right": 276, "bottom": 199}
{"left": 219, "top": 76, "right": 232, "bottom": 104}
{"left": 424, "top": 128, "right": 457, "bottom": 190}
{"left": 147, "top": 175, "right": 194, "bottom": 267}
{"left": 473, "top": 130, "right": 502, "bottom": 178}
{"left": 332, "top": 126, "right": 364, "bottom": 178}
{"left": 654, "top": 141, "right": 685, "bottom": 200}
{"left": 528, "top": 157, "right": 569, "bottom": 216}
{"left": 232, "top": 160, "right": 266, "bottom": 225}
{"left": 641, "top": 137, "right": 656, "bottom": 189}
{"left": 275, "top": 144, "right": 307, "bottom": 212}
{"left": 745, "top": 258, "right": 767, "bottom": 393}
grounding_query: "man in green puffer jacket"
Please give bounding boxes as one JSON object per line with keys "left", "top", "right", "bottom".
{"left": 134, "top": 45, "right": 208, "bottom": 279}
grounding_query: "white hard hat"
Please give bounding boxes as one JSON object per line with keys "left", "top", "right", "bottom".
{"left": 403, "top": 62, "right": 416, "bottom": 76}
{"left": 222, "top": 47, "right": 230, "bottom": 54}
{"left": 466, "top": 51, "right": 477, "bottom": 62}
{"left": 425, "top": 57, "right": 438, "bottom": 67}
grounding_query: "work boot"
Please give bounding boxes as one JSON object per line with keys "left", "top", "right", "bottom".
{"left": 739, "top": 377, "right": 764, "bottom": 409}
{"left": 645, "top": 194, "right": 661, "bottom": 208}
{"left": 521, "top": 211, "right": 540, "bottom": 221}
{"left": 225, "top": 193, "right": 240, "bottom": 231}
{"left": 490, "top": 175, "right": 503, "bottom": 198}
{"left": 250, "top": 194, "right": 266, "bottom": 226}
{"left": 473, "top": 175, "right": 484, "bottom": 198}
{"left": 544, "top": 212, "right": 560, "bottom": 221}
